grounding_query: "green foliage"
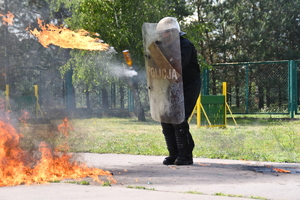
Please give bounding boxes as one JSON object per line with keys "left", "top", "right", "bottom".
{"left": 183, "top": 20, "right": 214, "bottom": 69}
{"left": 45, "top": 0, "right": 83, "bottom": 13}
{"left": 60, "top": 0, "right": 194, "bottom": 67}
{"left": 45, "top": 0, "right": 199, "bottom": 120}
{"left": 60, "top": 49, "right": 117, "bottom": 91}
{"left": 195, "top": 0, "right": 300, "bottom": 63}
{"left": 4, "top": 0, "right": 300, "bottom": 121}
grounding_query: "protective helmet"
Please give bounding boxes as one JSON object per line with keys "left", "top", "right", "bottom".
{"left": 156, "top": 17, "right": 186, "bottom": 36}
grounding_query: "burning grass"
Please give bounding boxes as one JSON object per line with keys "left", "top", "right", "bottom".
{"left": 0, "top": 117, "right": 116, "bottom": 187}
{"left": 41, "top": 117, "right": 300, "bottom": 163}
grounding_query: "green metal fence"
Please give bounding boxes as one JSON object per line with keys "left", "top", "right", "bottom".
{"left": 6, "top": 67, "right": 137, "bottom": 118}
{"left": 202, "top": 60, "right": 299, "bottom": 118}
{"left": 7, "top": 60, "right": 300, "bottom": 119}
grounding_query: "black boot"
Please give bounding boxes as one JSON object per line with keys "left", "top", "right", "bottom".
{"left": 161, "top": 123, "right": 178, "bottom": 165}
{"left": 174, "top": 127, "right": 194, "bottom": 165}
{"left": 186, "top": 130, "right": 195, "bottom": 164}
{"left": 163, "top": 146, "right": 178, "bottom": 165}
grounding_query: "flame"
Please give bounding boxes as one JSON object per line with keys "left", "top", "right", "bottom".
{"left": 197, "top": 162, "right": 210, "bottom": 166}
{"left": 57, "top": 117, "right": 73, "bottom": 137}
{"left": 19, "top": 110, "right": 29, "bottom": 125}
{"left": 273, "top": 168, "right": 290, "bottom": 173}
{"left": 29, "top": 18, "right": 109, "bottom": 51}
{"left": 0, "top": 117, "right": 116, "bottom": 186}
{"left": 0, "top": 99, "right": 5, "bottom": 111}
{"left": 0, "top": 11, "right": 14, "bottom": 26}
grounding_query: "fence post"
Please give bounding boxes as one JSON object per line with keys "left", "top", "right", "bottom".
{"left": 245, "top": 64, "right": 249, "bottom": 114}
{"left": 5, "top": 84, "right": 10, "bottom": 111}
{"left": 202, "top": 68, "right": 209, "bottom": 95}
{"left": 34, "top": 85, "right": 39, "bottom": 117}
{"left": 128, "top": 89, "right": 134, "bottom": 112}
{"left": 296, "top": 61, "right": 299, "bottom": 115}
{"left": 65, "top": 69, "right": 75, "bottom": 112}
{"left": 288, "top": 60, "right": 297, "bottom": 118}
{"left": 222, "top": 82, "right": 227, "bottom": 126}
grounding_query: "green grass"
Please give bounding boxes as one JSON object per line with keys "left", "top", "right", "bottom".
{"left": 102, "top": 181, "right": 112, "bottom": 186}
{"left": 21, "top": 116, "right": 300, "bottom": 163}
{"left": 49, "top": 180, "right": 61, "bottom": 183}
{"left": 127, "top": 185, "right": 155, "bottom": 190}
{"left": 214, "top": 192, "right": 243, "bottom": 197}
{"left": 214, "top": 192, "right": 268, "bottom": 199}
{"left": 65, "top": 180, "right": 90, "bottom": 185}
{"left": 185, "top": 191, "right": 204, "bottom": 195}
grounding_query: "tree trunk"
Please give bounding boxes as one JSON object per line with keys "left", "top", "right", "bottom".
{"left": 101, "top": 88, "right": 109, "bottom": 109}
{"left": 65, "top": 69, "right": 76, "bottom": 111}
{"left": 120, "top": 84, "right": 125, "bottom": 109}
{"left": 211, "top": 70, "right": 217, "bottom": 95}
{"left": 4, "top": 0, "right": 10, "bottom": 87}
{"left": 127, "top": 77, "right": 145, "bottom": 122}
{"left": 258, "top": 86, "right": 264, "bottom": 109}
{"left": 266, "top": 87, "right": 271, "bottom": 108}
{"left": 85, "top": 89, "right": 90, "bottom": 109}
{"left": 278, "top": 90, "right": 283, "bottom": 107}
{"left": 235, "top": 85, "right": 240, "bottom": 108}
{"left": 111, "top": 82, "right": 116, "bottom": 108}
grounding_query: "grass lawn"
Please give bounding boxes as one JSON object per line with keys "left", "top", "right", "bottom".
{"left": 21, "top": 116, "right": 300, "bottom": 163}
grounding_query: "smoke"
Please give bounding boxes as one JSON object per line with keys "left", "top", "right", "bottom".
{"left": 90, "top": 47, "right": 140, "bottom": 78}
{"left": 93, "top": 52, "right": 139, "bottom": 78}
{"left": 108, "top": 64, "right": 138, "bottom": 78}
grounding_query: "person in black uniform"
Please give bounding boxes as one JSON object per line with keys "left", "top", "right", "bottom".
{"left": 157, "top": 17, "right": 201, "bottom": 165}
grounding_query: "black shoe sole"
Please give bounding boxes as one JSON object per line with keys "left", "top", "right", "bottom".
{"left": 163, "top": 157, "right": 177, "bottom": 165}
{"left": 174, "top": 159, "right": 193, "bottom": 165}
{"left": 163, "top": 160, "right": 175, "bottom": 165}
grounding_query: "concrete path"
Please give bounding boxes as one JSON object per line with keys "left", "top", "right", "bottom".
{"left": 1, "top": 153, "right": 300, "bottom": 200}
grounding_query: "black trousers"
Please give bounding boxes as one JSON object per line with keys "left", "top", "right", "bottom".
{"left": 161, "top": 79, "right": 201, "bottom": 157}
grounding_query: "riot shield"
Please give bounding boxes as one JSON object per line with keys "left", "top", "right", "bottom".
{"left": 142, "top": 22, "right": 184, "bottom": 124}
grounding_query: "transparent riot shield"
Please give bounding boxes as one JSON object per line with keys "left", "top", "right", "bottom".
{"left": 142, "top": 22, "right": 184, "bottom": 124}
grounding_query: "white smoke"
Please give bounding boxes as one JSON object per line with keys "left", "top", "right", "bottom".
{"left": 108, "top": 64, "right": 138, "bottom": 78}
{"left": 93, "top": 47, "right": 139, "bottom": 78}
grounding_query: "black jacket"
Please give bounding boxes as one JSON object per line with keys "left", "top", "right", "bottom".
{"left": 180, "top": 36, "right": 201, "bottom": 85}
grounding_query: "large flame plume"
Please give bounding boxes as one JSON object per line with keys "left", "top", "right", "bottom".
{"left": 0, "top": 11, "right": 14, "bottom": 26}
{"left": 29, "top": 18, "right": 109, "bottom": 51}
{"left": 0, "top": 117, "right": 116, "bottom": 186}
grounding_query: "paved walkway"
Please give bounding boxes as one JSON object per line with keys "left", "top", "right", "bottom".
{"left": 1, "top": 153, "right": 300, "bottom": 200}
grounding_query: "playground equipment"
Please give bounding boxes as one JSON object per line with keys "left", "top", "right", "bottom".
{"left": 189, "top": 82, "right": 237, "bottom": 128}
{"left": 5, "top": 84, "right": 43, "bottom": 118}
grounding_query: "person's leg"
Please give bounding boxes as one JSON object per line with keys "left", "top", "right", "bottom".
{"left": 184, "top": 79, "right": 201, "bottom": 120}
{"left": 161, "top": 122, "right": 178, "bottom": 165}
{"left": 173, "top": 79, "right": 200, "bottom": 165}
{"left": 173, "top": 120, "right": 194, "bottom": 165}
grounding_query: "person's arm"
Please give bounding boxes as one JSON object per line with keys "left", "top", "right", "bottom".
{"left": 180, "top": 38, "right": 193, "bottom": 69}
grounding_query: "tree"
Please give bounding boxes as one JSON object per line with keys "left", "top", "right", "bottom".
{"left": 0, "top": 0, "right": 73, "bottom": 113}
{"left": 199, "top": 0, "right": 300, "bottom": 63}
{"left": 46, "top": 0, "right": 194, "bottom": 121}
{"left": 185, "top": 0, "right": 300, "bottom": 110}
